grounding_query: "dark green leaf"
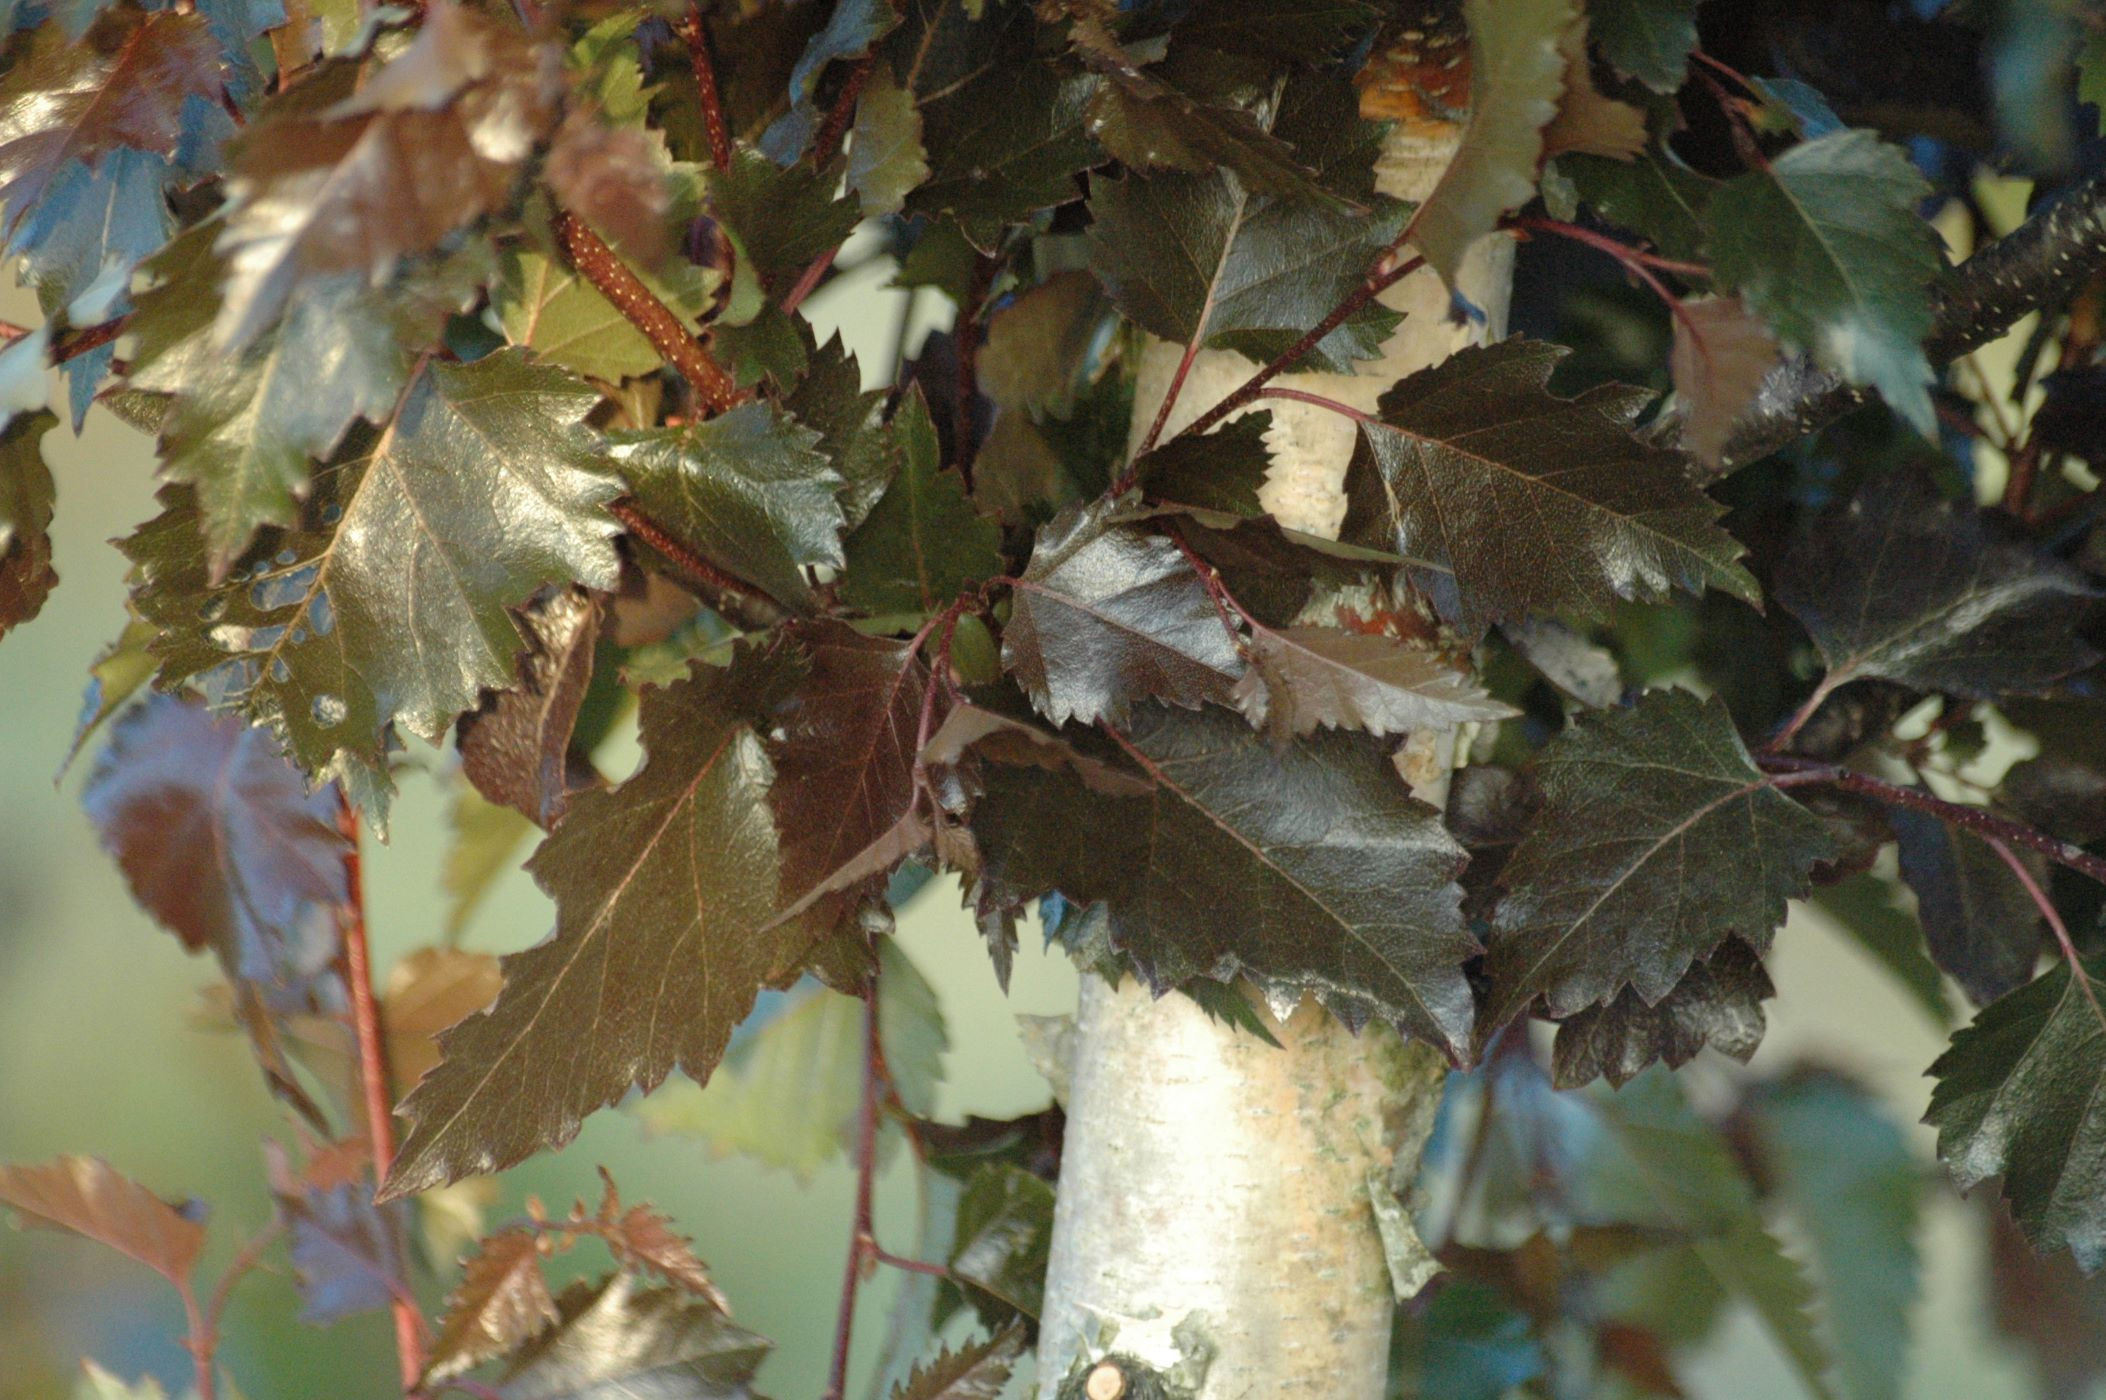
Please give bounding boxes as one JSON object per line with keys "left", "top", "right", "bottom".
{"left": 972, "top": 703, "right": 1476, "bottom": 1053}
{"left": 1891, "top": 806, "right": 2044, "bottom": 1007}
{"left": 848, "top": 69, "right": 929, "bottom": 217}
{"left": 384, "top": 649, "right": 805, "bottom": 1195}
{"left": 1083, "top": 64, "right": 1333, "bottom": 206}
{"left": 888, "top": 1323, "right": 1026, "bottom": 1400}
{"left": 1232, "top": 623, "right": 1515, "bottom": 741}
{"left": 458, "top": 587, "right": 606, "bottom": 831}
{"left": 1407, "top": 0, "right": 1573, "bottom": 290}
{"left": 497, "top": 1273, "right": 769, "bottom": 1400}
{"left": 1926, "top": 959, "right": 2106, "bottom": 1272}
{"left": 784, "top": 334, "right": 896, "bottom": 530}
{"left": 1132, "top": 411, "right": 1272, "bottom": 517}
{"left": 1748, "top": 1074, "right": 1922, "bottom": 1400}
{"left": 0, "top": 408, "right": 56, "bottom": 640}
{"left": 1086, "top": 167, "right": 1408, "bottom": 372}
{"left": 1390, "top": 1278, "right": 1543, "bottom": 1400}
{"left": 1551, "top": 937, "right": 1773, "bottom": 1089}
{"left": 1588, "top": 0, "right": 1703, "bottom": 92}
{"left": 1001, "top": 503, "right": 1241, "bottom": 725}
{"left": 1340, "top": 339, "right": 1756, "bottom": 634}
{"left": 1550, "top": 150, "right": 1715, "bottom": 264}
{"left": 1484, "top": 689, "right": 1836, "bottom": 1027}
{"left": 127, "top": 351, "right": 623, "bottom": 795}
{"left": 708, "top": 149, "right": 861, "bottom": 296}
{"left": 900, "top": 0, "right": 1099, "bottom": 250}
{"left": 839, "top": 386, "right": 1000, "bottom": 616}
{"left": 1775, "top": 471, "right": 2099, "bottom": 700}
{"left": 948, "top": 1163, "right": 1053, "bottom": 1323}
{"left": 1705, "top": 128, "right": 1943, "bottom": 433}
{"left": 613, "top": 400, "right": 843, "bottom": 611}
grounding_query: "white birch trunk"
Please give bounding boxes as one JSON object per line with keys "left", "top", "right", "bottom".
{"left": 1033, "top": 115, "right": 1516, "bottom": 1400}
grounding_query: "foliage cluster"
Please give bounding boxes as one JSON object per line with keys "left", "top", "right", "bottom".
{"left": 1, "top": 0, "right": 2106, "bottom": 1395}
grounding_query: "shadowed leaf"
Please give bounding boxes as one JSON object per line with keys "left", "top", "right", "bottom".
{"left": 459, "top": 587, "right": 607, "bottom": 830}
{"left": 1484, "top": 689, "right": 1835, "bottom": 1027}
{"left": 1086, "top": 166, "right": 1408, "bottom": 374}
{"left": 0, "top": 408, "right": 56, "bottom": 640}
{"left": 1588, "top": 0, "right": 1703, "bottom": 91}
{"left": 266, "top": 1140, "right": 409, "bottom": 1325}
{"left": 1775, "top": 471, "right": 2099, "bottom": 700}
{"left": 972, "top": 703, "right": 1476, "bottom": 1053}
{"left": 1891, "top": 806, "right": 2044, "bottom": 1007}
{"left": 1552, "top": 937, "right": 1773, "bottom": 1089}
{"left": 838, "top": 387, "right": 999, "bottom": 616}
{"left": 948, "top": 1163, "right": 1053, "bottom": 1324}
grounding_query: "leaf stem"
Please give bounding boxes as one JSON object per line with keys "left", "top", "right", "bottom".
{"left": 203, "top": 1217, "right": 285, "bottom": 1345}
{"left": 1166, "top": 523, "right": 1254, "bottom": 650}
{"left": 550, "top": 209, "right": 741, "bottom": 415}
{"left": 335, "top": 790, "right": 429, "bottom": 1397}
{"left": 811, "top": 57, "right": 874, "bottom": 168}
{"left": 1983, "top": 835, "right": 2106, "bottom": 1031}
{"left": 822, "top": 978, "right": 884, "bottom": 1400}
{"left": 1174, "top": 255, "right": 1427, "bottom": 446}
{"left": 1762, "top": 757, "right": 2106, "bottom": 887}
{"left": 779, "top": 245, "right": 840, "bottom": 315}
{"left": 1255, "top": 386, "right": 1381, "bottom": 427}
{"left": 870, "top": 1246, "right": 950, "bottom": 1280}
{"left": 1765, "top": 675, "right": 1839, "bottom": 754}
{"left": 1512, "top": 218, "right": 1707, "bottom": 343}
{"left": 177, "top": 1279, "right": 216, "bottom": 1400}
{"left": 680, "top": 6, "right": 733, "bottom": 172}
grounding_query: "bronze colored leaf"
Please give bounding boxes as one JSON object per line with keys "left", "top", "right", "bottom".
{"left": 427, "top": 1227, "right": 558, "bottom": 1382}
{"left": 0, "top": 1156, "right": 204, "bottom": 1288}
{"left": 459, "top": 588, "right": 608, "bottom": 830}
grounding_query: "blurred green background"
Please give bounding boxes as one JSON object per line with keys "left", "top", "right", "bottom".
{"left": 0, "top": 255, "right": 2084, "bottom": 1398}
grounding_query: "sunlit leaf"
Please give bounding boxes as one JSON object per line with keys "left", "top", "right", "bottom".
{"left": 496, "top": 1272, "right": 769, "bottom": 1400}
{"left": 427, "top": 1226, "right": 557, "bottom": 1382}
{"left": 0, "top": 1156, "right": 204, "bottom": 1288}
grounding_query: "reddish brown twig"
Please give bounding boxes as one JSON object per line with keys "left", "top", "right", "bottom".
{"left": 607, "top": 498, "right": 787, "bottom": 624}
{"left": 680, "top": 6, "right": 733, "bottom": 172}
{"left": 822, "top": 981, "right": 884, "bottom": 1400}
{"left": 1984, "top": 836, "right": 2106, "bottom": 1031}
{"left": 1166, "top": 254, "right": 1427, "bottom": 451}
{"left": 335, "top": 791, "right": 428, "bottom": 1396}
{"left": 1764, "top": 758, "right": 2106, "bottom": 887}
{"left": 551, "top": 209, "right": 741, "bottom": 415}
{"left": 811, "top": 56, "right": 874, "bottom": 168}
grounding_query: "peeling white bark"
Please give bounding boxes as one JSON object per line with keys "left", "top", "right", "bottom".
{"left": 1034, "top": 119, "right": 1514, "bottom": 1400}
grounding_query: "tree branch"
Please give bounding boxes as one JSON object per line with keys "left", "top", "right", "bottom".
{"left": 679, "top": 6, "right": 733, "bottom": 173}
{"left": 607, "top": 499, "right": 788, "bottom": 628}
{"left": 550, "top": 209, "right": 742, "bottom": 415}
{"left": 1712, "top": 167, "right": 2106, "bottom": 471}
